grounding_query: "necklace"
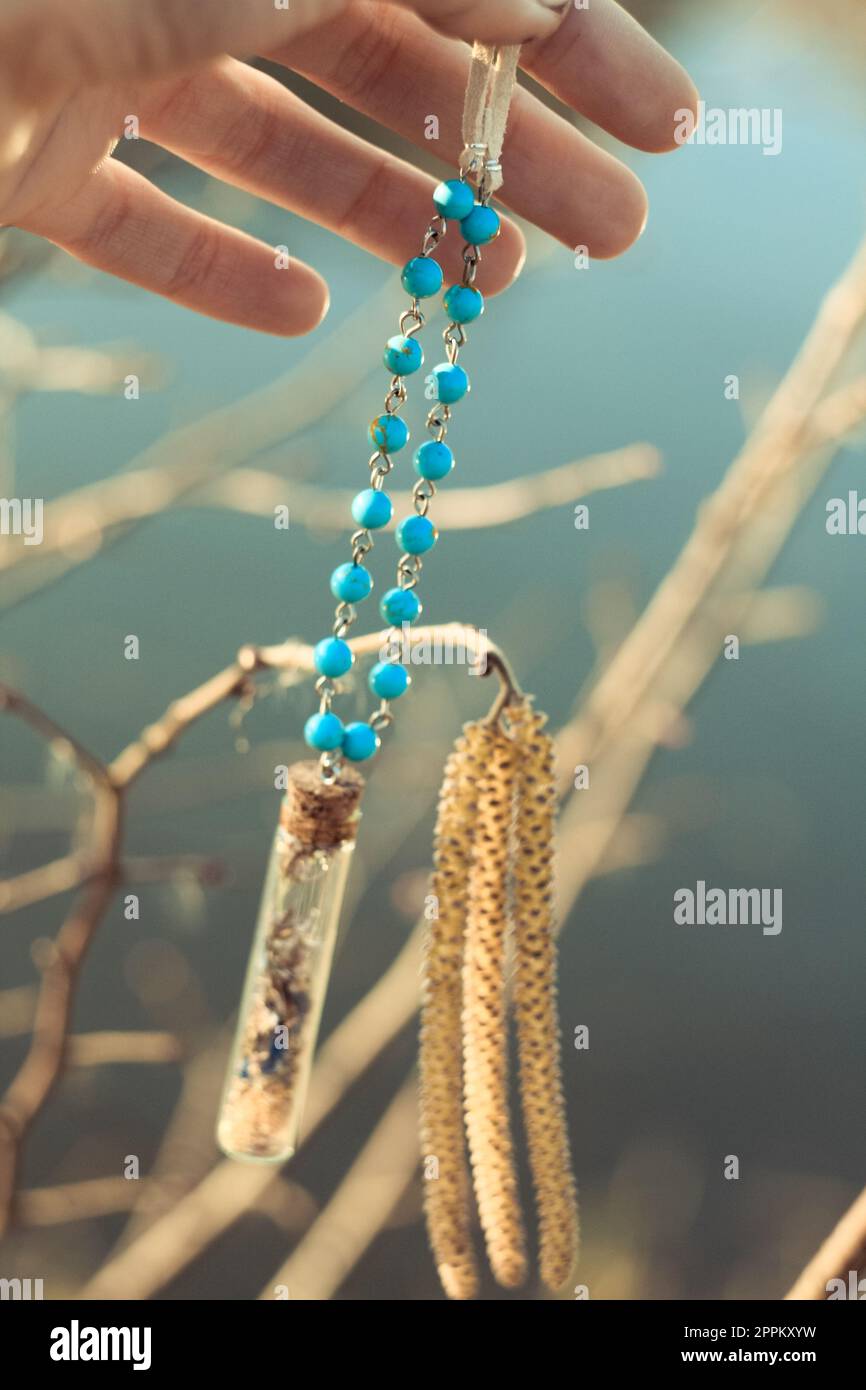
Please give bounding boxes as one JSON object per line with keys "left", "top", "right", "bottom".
{"left": 216, "top": 43, "right": 579, "bottom": 1299}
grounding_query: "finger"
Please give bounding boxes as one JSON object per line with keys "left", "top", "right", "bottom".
{"left": 272, "top": 3, "right": 648, "bottom": 258}
{"left": 521, "top": 0, "right": 699, "bottom": 154}
{"left": 139, "top": 59, "right": 526, "bottom": 294}
{"left": 1, "top": 0, "right": 564, "bottom": 108}
{"left": 0, "top": 0, "right": 345, "bottom": 105}
{"left": 23, "top": 158, "right": 329, "bottom": 335}
{"left": 392, "top": 0, "right": 567, "bottom": 45}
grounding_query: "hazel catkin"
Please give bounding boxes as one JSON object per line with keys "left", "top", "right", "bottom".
{"left": 510, "top": 701, "right": 580, "bottom": 1293}
{"left": 419, "top": 724, "right": 487, "bottom": 1300}
{"left": 462, "top": 722, "right": 527, "bottom": 1290}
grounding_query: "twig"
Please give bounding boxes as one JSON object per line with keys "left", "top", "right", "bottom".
{"left": 19, "top": 443, "right": 659, "bottom": 562}
{"left": 0, "top": 685, "right": 120, "bottom": 915}
{"left": 786, "top": 1185, "right": 866, "bottom": 1299}
{"left": 16, "top": 1177, "right": 161, "bottom": 1227}
{"left": 66, "top": 1031, "right": 183, "bottom": 1067}
{"left": 565, "top": 231, "right": 866, "bottom": 766}
{"left": 16, "top": 1172, "right": 314, "bottom": 1232}
{"left": 552, "top": 374, "right": 866, "bottom": 904}
{"left": 78, "top": 925, "right": 426, "bottom": 1299}
{"left": 0, "top": 853, "right": 226, "bottom": 914}
{"left": 203, "top": 445, "right": 660, "bottom": 531}
{"left": 0, "top": 985, "right": 38, "bottom": 1037}
{"left": 0, "top": 686, "right": 110, "bottom": 785}
{"left": 0, "top": 276, "right": 410, "bottom": 610}
{"left": 0, "top": 626, "right": 515, "bottom": 910}
{"left": 259, "top": 1077, "right": 420, "bottom": 1301}
{"left": 0, "top": 877, "right": 119, "bottom": 1234}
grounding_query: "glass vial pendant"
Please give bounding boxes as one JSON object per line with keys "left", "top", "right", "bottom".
{"left": 217, "top": 761, "right": 363, "bottom": 1163}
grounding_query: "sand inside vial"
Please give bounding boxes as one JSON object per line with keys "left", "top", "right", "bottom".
{"left": 219, "top": 844, "right": 321, "bottom": 1158}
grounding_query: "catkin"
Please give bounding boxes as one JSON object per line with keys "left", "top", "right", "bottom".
{"left": 419, "top": 724, "right": 484, "bottom": 1300}
{"left": 510, "top": 701, "right": 579, "bottom": 1292}
{"left": 462, "top": 722, "right": 527, "bottom": 1289}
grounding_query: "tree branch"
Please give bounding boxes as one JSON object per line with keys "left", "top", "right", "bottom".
{"left": 787, "top": 1185, "right": 866, "bottom": 1299}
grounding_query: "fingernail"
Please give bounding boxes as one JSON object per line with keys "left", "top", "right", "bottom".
{"left": 522, "top": 1, "right": 569, "bottom": 42}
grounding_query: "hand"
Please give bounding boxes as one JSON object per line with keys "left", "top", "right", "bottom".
{"left": 0, "top": 0, "right": 697, "bottom": 334}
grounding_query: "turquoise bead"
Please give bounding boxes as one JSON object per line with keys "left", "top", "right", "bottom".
{"left": 433, "top": 179, "right": 475, "bottom": 221}
{"left": 342, "top": 721, "right": 379, "bottom": 762}
{"left": 384, "top": 334, "right": 423, "bottom": 376}
{"left": 369, "top": 661, "right": 410, "bottom": 700}
{"left": 460, "top": 203, "right": 500, "bottom": 246}
{"left": 401, "top": 256, "right": 444, "bottom": 299}
{"left": 380, "top": 587, "right": 421, "bottom": 625}
{"left": 414, "top": 440, "right": 454, "bottom": 482}
{"left": 304, "top": 711, "right": 344, "bottom": 751}
{"left": 330, "top": 562, "right": 372, "bottom": 603}
{"left": 431, "top": 363, "right": 469, "bottom": 404}
{"left": 396, "top": 514, "right": 437, "bottom": 555}
{"left": 444, "top": 284, "right": 484, "bottom": 324}
{"left": 314, "top": 637, "right": 353, "bottom": 679}
{"left": 369, "top": 414, "right": 409, "bottom": 453}
{"left": 351, "top": 488, "right": 393, "bottom": 530}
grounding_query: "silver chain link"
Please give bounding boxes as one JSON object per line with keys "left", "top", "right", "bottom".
{"left": 319, "top": 209, "right": 461, "bottom": 778}
{"left": 314, "top": 156, "right": 492, "bottom": 779}
{"left": 366, "top": 229, "right": 484, "bottom": 770}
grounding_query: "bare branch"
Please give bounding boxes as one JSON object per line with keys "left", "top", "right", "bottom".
{"left": 21, "top": 443, "right": 659, "bottom": 563}
{"left": 0, "top": 276, "right": 409, "bottom": 610}
{"left": 0, "top": 683, "right": 113, "bottom": 787}
{"left": 0, "top": 876, "right": 119, "bottom": 1234}
{"left": 66, "top": 1031, "right": 183, "bottom": 1067}
{"left": 787, "top": 1185, "right": 866, "bottom": 1299}
{"left": 260, "top": 1077, "right": 420, "bottom": 1301}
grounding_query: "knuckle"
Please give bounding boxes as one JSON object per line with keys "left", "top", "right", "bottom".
{"left": 163, "top": 221, "right": 224, "bottom": 300}
{"left": 134, "top": 0, "right": 202, "bottom": 75}
{"left": 70, "top": 186, "right": 135, "bottom": 259}
{"left": 146, "top": 72, "right": 206, "bottom": 132}
{"left": 328, "top": 9, "right": 406, "bottom": 106}
{"left": 221, "top": 98, "right": 285, "bottom": 177}
{"left": 333, "top": 154, "right": 391, "bottom": 241}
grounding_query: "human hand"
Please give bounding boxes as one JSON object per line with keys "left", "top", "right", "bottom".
{"left": 0, "top": 0, "right": 697, "bottom": 334}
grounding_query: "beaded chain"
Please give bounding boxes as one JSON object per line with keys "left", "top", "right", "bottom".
{"left": 303, "top": 156, "right": 501, "bottom": 782}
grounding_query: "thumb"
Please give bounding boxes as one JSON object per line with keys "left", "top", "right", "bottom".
{"left": 395, "top": 0, "right": 567, "bottom": 44}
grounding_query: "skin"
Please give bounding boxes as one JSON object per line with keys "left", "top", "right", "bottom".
{"left": 0, "top": 0, "right": 698, "bottom": 335}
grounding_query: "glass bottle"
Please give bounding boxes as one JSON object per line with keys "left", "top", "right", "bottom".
{"left": 217, "top": 761, "right": 363, "bottom": 1163}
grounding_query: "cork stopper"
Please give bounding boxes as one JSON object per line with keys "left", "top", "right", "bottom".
{"left": 280, "top": 761, "right": 364, "bottom": 850}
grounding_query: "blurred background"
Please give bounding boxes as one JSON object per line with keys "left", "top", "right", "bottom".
{"left": 1, "top": 0, "right": 865, "bottom": 1300}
